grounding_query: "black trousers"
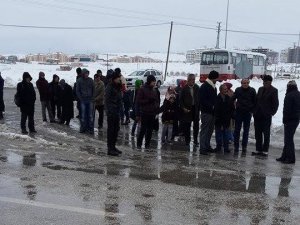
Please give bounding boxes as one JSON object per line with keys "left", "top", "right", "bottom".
{"left": 95, "top": 105, "right": 104, "bottom": 128}
{"left": 51, "top": 100, "right": 61, "bottom": 120}
{"left": 280, "top": 121, "right": 299, "bottom": 162}
{"left": 107, "top": 114, "right": 120, "bottom": 151}
{"left": 183, "top": 120, "right": 199, "bottom": 144}
{"left": 137, "top": 114, "right": 156, "bottom": 147}
{"left": 21, "top": 106, "right": 35, "bottom": 131}
{"left": 254, "top": 116, "right": 272, "bottom": 152}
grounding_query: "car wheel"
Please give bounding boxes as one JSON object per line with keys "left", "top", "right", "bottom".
{"left": 156, "top": 80, "right": 161, "bottom": 88}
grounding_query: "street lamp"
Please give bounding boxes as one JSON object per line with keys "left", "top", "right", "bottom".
{"left": 225, "top": 0, "right": 230, "bottom": 49}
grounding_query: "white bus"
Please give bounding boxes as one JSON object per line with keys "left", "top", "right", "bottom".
{"left": 200, "top": 49, "right": 267, "bottom": 82}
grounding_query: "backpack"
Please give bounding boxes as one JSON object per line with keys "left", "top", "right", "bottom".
{"left": 14, "top": 83, "right": 23, "bottom": 107}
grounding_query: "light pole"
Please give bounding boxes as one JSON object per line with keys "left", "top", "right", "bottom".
{"left": 225, "top": 0, "right": 230, "bottom": 49}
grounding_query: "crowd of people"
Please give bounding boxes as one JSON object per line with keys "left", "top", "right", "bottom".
{"left": 0, "top": 69, "right": 299, "bottom": 163}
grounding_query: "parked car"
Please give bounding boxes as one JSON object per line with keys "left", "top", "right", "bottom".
{"left": 125, "top": 69, "right": 164, "bottom": 89}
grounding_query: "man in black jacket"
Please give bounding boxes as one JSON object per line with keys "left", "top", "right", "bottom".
{"left": 179, "top": 74, "right": 200, "bottom": 146}
{"left": 276, "top": 80, "right": 300, "bottom": 164}
{"left": 36, "top": 72, "right": 55, "bottom": 123}
{"left": 199, "top": 70, "right": 219, "bottom": 155}
{"left": 49, "top": 74, "right": 61, "bottom": 120}
{"left": 252, "top": 75, "right": 279, "bottom": 157}
{"left": 17, "top": 72, "right": 36, "bottom": 134}
{"left": 105, "top": 72, "right": 123, "bottom": 156}
{"left": 232, "top": 79, "right": 256, "bottom": 153}
{"left": 0, "top": 72, "right": 4, "bottom": 120}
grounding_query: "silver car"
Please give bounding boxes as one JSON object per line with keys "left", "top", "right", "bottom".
{"left": 125, "top": 69, "right": 164, "bottom": 89}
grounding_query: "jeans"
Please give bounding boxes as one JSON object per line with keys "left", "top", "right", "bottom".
{"left": 280, "top": 121, "right": 299, "bottom": 162}
{"left": 215, "top": 127, "right": 230, "bottom": 151}
{"left": 200, "top": 113, "right": 215, "bottom": 151}
{"left": 254, "top": 116, "right": 272, "bottom": 152}
{"left": 95, "top": 105, "right": 104, "bottom": 128}
{"left": 234, "top": 112, "right": 252, "bottom": 150}
{"left": 80, "top": 100, "right": 94, "bottom": 132}
{"left": 41, "top": 101, "right": 54, "bottom": 122}
{"left": 137, "top": 114, "right": 156, "bottom": 147}
{"left": 162, "top": 123, "right": 173, "bottom": 142}
{"left": 107, "top": 114, "right": 120, "bottom": 150}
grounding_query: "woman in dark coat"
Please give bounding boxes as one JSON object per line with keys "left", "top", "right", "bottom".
{"left": 58, "top": 79, "right": 74, "bottom": 125}
{"left": 276, "top": 80, "right": 300, "bottom": 164}
{"left": 0, "top": 72, "right": 4, "bottom": 120}
{"left": 17, "top": 72, "right": 36, "bottom": 134}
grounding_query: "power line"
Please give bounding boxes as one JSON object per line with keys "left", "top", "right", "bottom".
{"left": 176, "top": 22, "right": 299, "bottom": 36}
{"left": 0, "top": 22, "right": 169, "bottom": 30}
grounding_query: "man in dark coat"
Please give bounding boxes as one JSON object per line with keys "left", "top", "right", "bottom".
{"left": 36, "top": 72, "right": 54, "bottom": 123}
{"left": 199, "top": 70, "right": 219, "bottom": 155}
{"left": 58, "top": 79, "right": 74, "bottom": 125}
{"left": 17, "top": 72, "right": 36, "bottom": 134}
{"left": 105, "top": 72, "right": 123, "bottom": 156}
{"left": 73, "top": 67, "right": 82, "bottom": 119}
{"left": 232, "top": 79, "right": 256, "bottom": 153}
{"left": 136, "top": 75, "right": 160, "bottom": 148}
{"left": 96, "top": 69, "right": 108, "bottom": 87}
{"left": 76, "top": 69, "right": 95, "bottom": 134}
{"left": 49, "top": 74, "right": 61, "bottom": 120}
{"left": 252, "top": 75, "right": 279, "bottom": 157}
{"left": 214, "top": 84, "right": 234, "bottom": 153}
{"left": 277, "top": 80, "right": 300, "bottom": 164}
{"left": 179, "top": 74, "right": 200, "bottom": 146}
{"left": 0, "top": 72, "right": 4, "bottom": 120}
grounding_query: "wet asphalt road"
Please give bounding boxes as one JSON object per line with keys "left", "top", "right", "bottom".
{"left": 1, "top": 88, "right": 300, "bottom": 225}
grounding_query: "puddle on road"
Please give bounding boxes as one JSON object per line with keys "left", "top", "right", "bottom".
{"left": 3, "top": 151, "right": 38, "bottom": 167}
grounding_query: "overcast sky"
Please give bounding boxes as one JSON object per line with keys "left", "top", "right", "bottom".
{"left": 1, "top": 0, "right": 299, "bottom": 54}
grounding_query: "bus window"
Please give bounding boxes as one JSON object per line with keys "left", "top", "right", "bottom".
{"left": 213, "top": 51, "right": 229, "bottom": 64}
{"left": 241, "top": 54, "right": 247, "bottom": 61}
{"left": 231, "top": 53, "right": 236, "bottom": 66}
{"left": 259, "top": 56, "right": 265, "bottom": 66}
{"left": 201, "top": 52, "right": 214, "bottom": 65}
{"left": 236, "top": 54, "right": 242, "bottom": 65}
{"left": 253, "top": 55, "right": 259, "bottom": 66}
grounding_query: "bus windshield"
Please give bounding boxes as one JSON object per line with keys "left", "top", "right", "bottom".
{"left": 201, "top": 51, "right": 229, "bottom": 65}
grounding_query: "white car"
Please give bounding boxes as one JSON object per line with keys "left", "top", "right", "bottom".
{"left": 125, "top": 69, "right": 164, "bottom": 89}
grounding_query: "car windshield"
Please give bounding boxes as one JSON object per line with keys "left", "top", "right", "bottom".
{"left": 128, "top": 70, "right": 145, "bottom": 76}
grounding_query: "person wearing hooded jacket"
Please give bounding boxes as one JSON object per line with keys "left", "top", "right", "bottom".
{"left": 0, "top": 72, "right": 4, "bottom": 120}
{"left": 36, "top": 72, "right": 54, "bottom": 123}
{"left": 136, "top": 75, "right": 160, "bottom": 148}
{"left": 49, "top": 74, "right": 61, "bottom": 120}
{"left": 58, "top": 79, "right": 74, "bottom": 125}
{"left": 276, "top": 80, "right": 300, "bottom": 164}
{"left": 94, "top": 73, "right": 105, "bottom": 129}
{"left": 17, "top": 72, "right": 36, "bottom": 134}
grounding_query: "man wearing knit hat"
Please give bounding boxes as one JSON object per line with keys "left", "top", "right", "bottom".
{"left": 76, "top": 68, "right": 95, "bottom": 134}
{"left": 105, "top": 71, "right": 123, "bottom": 156}
{"left": 276, "top": 80, "right": 300, "bottom": 164}
{"left": 252, "top": 75, "right": 279, "bottom": 157}
{"left": 136, "top": 75, "right": 160, "bottom": 148}
{"left": 198, "top": 70, "right": 219, "bottom": 155}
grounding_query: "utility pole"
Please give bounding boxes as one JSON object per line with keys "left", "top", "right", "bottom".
{"left": 296, "top": 32, "right": 300, "bottom": 73}
{"left": 216, "top": 22, "right": 221, "bottom": 49}
{"left": 225, "top": 0, "right": 230, "bottom": 49}
{"left": 164, "top": 21, "right": 173, "bottom": 82}
{"left": 106, "top": 53, "right": 109, "bottom": 72}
